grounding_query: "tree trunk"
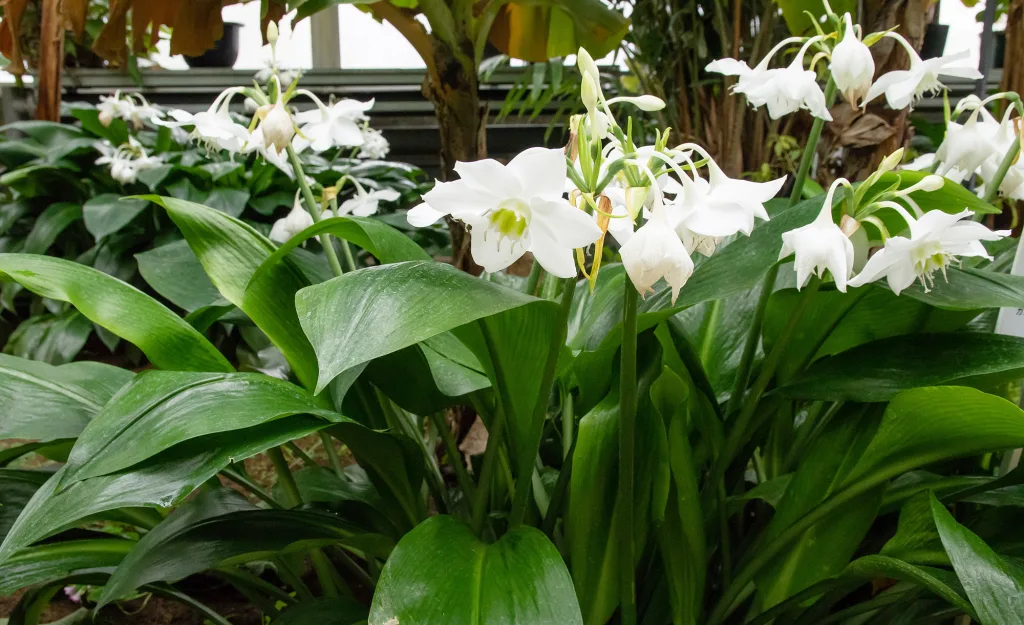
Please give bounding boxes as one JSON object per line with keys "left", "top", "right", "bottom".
{"left": 423, "top": 39, "right": 486, "bottom": 272}
{"left": 34, "top": 0, "right": 63, "bottom": 121}
{"left": 1000, "top": 0, "right": 1024, "bottom": 99}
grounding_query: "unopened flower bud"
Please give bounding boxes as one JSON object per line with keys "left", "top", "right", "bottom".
{"left": 918, "top": 174, "right": 945, "bottom": 192}
{"left": 576, "top": 48, "right": 600, "bottom": 84}
{"left": 624, "top": 186, "right": 650, "bottom": 220}
{"left": 266, "top": 21, "right": 279, "bottom": 47}
{"left": 98, "top": 109, "right": 114, "bottom": 127}
{"left": 581, "top": 73, "right": 600, "bottom": 111}
{"left": 261, "top": 100, "right": 294, "bottom": 152}
{"left": 878, "top": 148, "right": 904, "bottom": 174}
{"left": 612, "top": 95, "right": 666, "bottom": 111}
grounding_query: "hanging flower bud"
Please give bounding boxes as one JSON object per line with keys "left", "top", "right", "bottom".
{"left": 606, "top": 95, "right": 667, "bottom": 111}
{"left": 830, "top": 14, "right": 875, "bottom": 107}
{"left": 581, "top": 73, "right": 600, "bottom": 112}
{"left": 576, "top": 48, "right": 600, "bottom": 85}
{"left": 260, "top": 100, "right": 295, "bottom": 152}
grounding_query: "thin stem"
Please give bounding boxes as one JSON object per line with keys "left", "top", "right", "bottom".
{"left": 331, "top": 546, "right": 375, "bottom": 590}
{"left": 524, "top": 260, "right": 543, "bottom": 295}
{"left": 509, "top": 278, "right": 577, "bottom": 527}
{"left": 618, "top": 278, "right": 639, "bottom": 625}
{"left": 542, "top": 435, "right": 577, "bottom": 537}
{"left": 789, "top": 77, "right": 837, "bottom": 208}
{"left": 286, "top": 442, "right": 318, "bottom": 468}
{"left": 319, "top": 431, "right": 346, "bottom": 480}
{"left": 471, "top": 320, "right": 514, "bottom": 536}
{"left": 220, "top": 468, "right": 284, "bottom": 509}
{"left": 286, "top": 145, "right": 345, "bottom": 277}
{"left": 328, "top": 196, "right": 359, "bottom": 272}
{"left": 430, "top": 411, "right": 476, "bottom": 517}
{"left": 982, "top": 136, "right": 1022, "bottom": 204}
{"left": 268, "top": 447, "right": 303, "bottom": 508}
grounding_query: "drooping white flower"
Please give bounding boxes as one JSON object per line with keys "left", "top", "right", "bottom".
{"left": 778, "top": 180, "right": 855, "bottom": 291}
{"left": 358, "top": 127, "right": 390, "bottom": 159}
{"left": 830, "top": 14, "right": 875, "bottom": 107}
{"left": 293, "top": 97, "right": 374, "bottom": 153}
{"left": 98, "top": 92, "right": 160, "bottom": 129}
{"left": 864, "top": 37, "right": 983, "bottom": 110}
{"left": 668, "top": 162, "right": 786, "bottom": 238}
{"left": 707, "top": 37, "right": 832, "bottom": 121}
{"left": 94, "top": 139, "right": 163, "bottom": 185}
{"left": 935, "top": 109, "right": 1002, "bottom": 177}
{"left": 269, "top": 192, "right": 315, "bottom": 243}
{"left": 338, "top": 187, "right": 401, "bottom": 217}
{"left": 848, "top": 209, "right": 1007, "bottom": 294}
{"left": 619, "top": 208, "right": 694, "bottom": 303}
{"left": 258, "top": 100, "right": 295, "bottom": 152}
{"left": 156, "top": 89, "right": 250, "bottom": 154}
{"left": 407, "top": 147, "right": 602, "bottom": 277}
{"left": 242, "top": 126, "right": 296, "bottom": 179}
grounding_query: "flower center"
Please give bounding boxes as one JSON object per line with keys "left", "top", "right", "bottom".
{"left": 488, "top": 199, "right": 530, "bottom": 239}
{"left": 911, "top": 240, "right": 953, "bottom": 291}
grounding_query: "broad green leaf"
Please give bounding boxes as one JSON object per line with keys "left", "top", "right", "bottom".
{"left": 369, "top": 515, "right": 583, "bottom": 625}
{"left": 270, "top": 597, "right": 367, "bottom": 625}
{"left": 902, "top": 267, "right": 1024, "bottom": 311}
{"left": 781, "top": 334, "right": 1024, "bottom": 401}
{"left": 204, "top": 188, "right": 250, "bottom": 218}
{"left": 0, "top": 470, "right": 51, "bottom": 541}
{"left": 296, "top": 260, "right": 557, "bottom": 393}
{"left": 931, "top": 493, "right": 1024, "bottom": 624}
{"left": 83, "top": 194, "right": 149, "bottom": 240}
{"left": 841, "top": 554, "right": 975, "bottom": 617}
{"left": 61, "top": 371, "right": 348, "bottom": 485}
{"left": 755, "top": 404, "right": 884, "bottom": 608}
{"left": 135, "top": 240, "right": 223, "bottom": 312}
{"left": 0, "top": 254, "right": 232, "bottom": 373}
{"left": 365, "top": 341, "right": 491, "bottom": 415}
{"left": 22, "top": 202, "right": 81, "bottom": 254}
{"left": 0, "top": 354, "right": 134, "bottom": 441}
{"left": 763, "top": 285, "right": 978, "bottom": 385}
{"left": 147, "top": 195, "right": 318, "bottom": 390}
{"left": 102, "top": 509, "right": 390, "bottom": 605}
{"left": 248, "top": 215, "right": 429, "bottom": 290}
{"left": 0, "top": 121, "right": 85, "bottom": 145}
{"left": 872, "top": 170, "right": 1000, "bottom": 216}
{"left": 0, "top": 539, "right": 132, "bottom": 596}
{"left": 0, "top": 415, "right": 332, "bottom": 561}
{"left": 3, "top": 311, "right": 92, "bottom": 366}
{"left": 488, "top": 0, "right": 629, "bottom": 63}
{"left": 776, "top": 0, "right": 854, "bottom": 34}
{"left": 882, "top": 494, "right": 944, "bottom": 564}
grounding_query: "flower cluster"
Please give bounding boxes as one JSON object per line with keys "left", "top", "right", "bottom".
{"left": 94, "top": 137, "right": 164, "bottom": 185}
{"left": 97, "top": 92, "right": 160, "bottom": 130}
{"left": 708, "top": 5, "right": 981, "bottom": 115}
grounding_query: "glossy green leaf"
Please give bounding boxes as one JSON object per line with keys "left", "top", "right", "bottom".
{"left": 248, "top": 215, "right": 429, "bottom": 288}
{"left": 204, "top": 188, "right": 250, "bottom": 218}
{"left": 365, "top": 340, "right": 491, "bottom": 415}
{"left": 0, "top": 470, "right": 51, "bottom": 541}
{"left": 755, "top": 404, "right": 884, "bottom": 608}
{"left": 0, "top": 415, "right": 331, "bottom": 562}
{"left": 22, "top": 202, "right": 81, "bottom": 254}
{"left": 0, "top": 539, "right": 133, "bottom": 595}
{"left": 369, "top": 515, "right": 583, "bottom": 625}
{"left": 763, "top": 285, "right": 979, "bottom": 385}
{"left": 0, "top": 254, "right": 232, "bottom": 373}
{"left": 782, "top": 334, "right": 1024, "bottom": 401}
{"left": 872, "top": 170, "right": 1000, "bottom": 216}
{"left": 83, "top": 194, "right": 149, "bottom": 240}
{"left": 135, "top": 240, "right": 223, "bottom": 312}
{"left": 0, "top": 355, "right": 134, "bottom": 441}
{"left": 931, "top": 493, "right": 1024, "bottom": 624}
{"left": 147, "top": 195, "right": 318, "bottom": 390}
{"left": 3, "top": 311, "right": 92, "bottom": 366}
{"left": 841, "top": 554, "right": 975, "bottom": 617}
{"left": 296, "top": 260, "right": 557, "bottom": 393}
{"left": 902, "top": 267, "right": 1024, "bottom": 311}
{"left": 61, "top": 371, "right": 348, "bottom": 485}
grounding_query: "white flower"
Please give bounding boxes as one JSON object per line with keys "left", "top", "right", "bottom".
{"left": 95, "top": 139, "right": 163, "bottom": 185}
{"left": 270, "top": 192, "right": 315, "bottom": 243}
{"left": 259, "top": 100, "right": 295, "bottom": 153}
{"left": 156, "top": 89, "right": 250, "bottom": 154}
{"left": 358, "top": 127, "right": 390, "bottom": 159}
{"left": 619, "top": 208, "right": 694, "bottom": 303}
{"left": 407, "top": 147, "right": 602, "bottom": 278}
{"left": 243, "top": 126, "right": 295, "bottom": 179}
{"left": 668, "top": 162, "right": 785, "bottom": 238}
{"left": 338, "top": 188, "right": 401, "bottom": 217}
{"left": 98, "top": 92, "right": 160, "bottom": 129}
{"left": 848, "top": 209, "right": 1007, "bottom": 294}
{"left": 935, "top": 109, "right": 1002, "bottom": 177}
{"left": 864, "top": 40, "right": 983, "bottom": 110}
{"left": 778, "top": 181, "right": 855, "bottom": 291}
{"left": 830, "top": 14, "right": 875, "bottom": 106}
{"left": 293, "top": 97, "right": 374, "bottom": 153}
{"left": 707, "top": 37, "right": 832, "bottom": 121}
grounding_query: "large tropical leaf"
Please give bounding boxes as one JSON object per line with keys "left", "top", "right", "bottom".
{"left": 0, "top": 355, "right": 133, "bottom": 441}
{"left": 59, "top": 371, "right": 348, "bottom": 485}
{"left": 0, "top": 254, "right": 232, "bottom": 373}
{"left": 0, "top": 415, "right": 331, "bottom": 562}
{"left": 781, "top": 334, "right": 1024, "bottom": 401}
{"left": 135, "top": 240, "right": 223, "bottom": 312}
{"left": 99, "top": 487, "right": 391, "bottom": 605}
{"left": 0, "top": 539, "right": 133, "bottom": 595}
{"left": 931, "top": 494, "right": 1024, "bottom": 624}
{"left": 369, "top": 515, "right": 583, "bottom": 624}
{"left": 146, "top": 195, "right": 319, "bottom": 389}
{"left": 0, "top": 470, "right": 51, "bottom": 541}
{"left": 488, "top": 0, "right": 630, "bottom": 63}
